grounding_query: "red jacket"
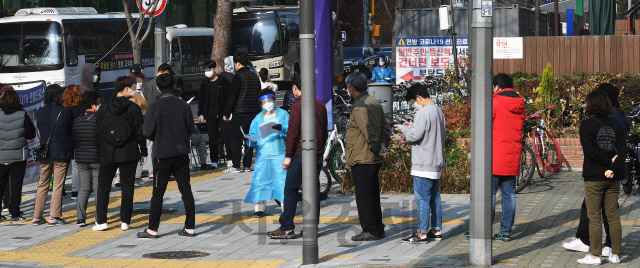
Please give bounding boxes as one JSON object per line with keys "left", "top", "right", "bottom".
{"left": 493, "top": 88, "right": 526, "bottom": 176}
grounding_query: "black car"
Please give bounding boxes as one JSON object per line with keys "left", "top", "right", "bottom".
{"left": 342, "top": 46, "right": 378, "bottom": 78}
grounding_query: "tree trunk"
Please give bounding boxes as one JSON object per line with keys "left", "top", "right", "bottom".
{"left": 212, "top": 1, "right": 233, "bottom": 73}
{"left": 123, "top": 0, "right": 159, "bottom": 64}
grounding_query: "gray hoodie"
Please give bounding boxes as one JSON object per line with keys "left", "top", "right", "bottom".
{"left": 80, "top": 63, "right": 99, "bottom": 93}
{"left": 401, "top": 103, "right": 446, "bottom": 175}
{"left": 223, "top": 56, "right": 236, "bottom": 73}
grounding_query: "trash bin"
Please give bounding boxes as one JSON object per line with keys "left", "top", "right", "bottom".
{"left": 368, "top": 82, "right": 394, "bottom": 122}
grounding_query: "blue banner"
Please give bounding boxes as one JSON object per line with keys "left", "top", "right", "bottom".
{"left": 16, "top": 83, "right": 46, "bottom": 108}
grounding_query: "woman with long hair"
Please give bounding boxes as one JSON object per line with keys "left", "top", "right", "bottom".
{"left": 0, "top": 86, "right": 36, "bottom": 223}
{"left": 33, "top": 84, "right": 75, "bottom": 226}
{"left": 62, "top": 85, "right": 84, "bottom": 200}
{"left": 576, "top": 90, "right": 625, "bottom": 265}
{"left": 258, "top": 68, "right": 278, "bottom": 91}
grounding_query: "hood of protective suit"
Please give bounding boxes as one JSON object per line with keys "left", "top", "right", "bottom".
{"left": 80, "top": 63, "right": 99, "bottom": 93}
{"left": 224, "top": 56, "right": 236, "bottom": 74}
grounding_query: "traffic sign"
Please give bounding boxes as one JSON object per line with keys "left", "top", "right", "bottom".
{"left": 137, "top": 0, "right": 167, "bottom": 17}
{"left": 481, "top": 1, "right": 492, "bottom": 17}
{"left": 341, "top": 31, "right": 346, "bottom": 41}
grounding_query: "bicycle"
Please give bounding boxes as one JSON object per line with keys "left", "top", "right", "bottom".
{"left": 525, "top": 105, "right": 562, "bottom": 178}
{"left": 622, "top": 108, "right": 640, "bottom": 197}
{"left": 516, "top": 122, "right": 537, "bottom": 193}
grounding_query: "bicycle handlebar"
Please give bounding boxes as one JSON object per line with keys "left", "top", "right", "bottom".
{"left": 528, "top": 104, "right": 557, "bottom": 118}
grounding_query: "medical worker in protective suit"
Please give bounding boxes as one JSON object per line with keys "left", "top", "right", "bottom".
{"left": 371, "top": 55, "right": 396, "bottom": 83}
{"left": 244, "top": 89, "right": 290, "bottom": 218}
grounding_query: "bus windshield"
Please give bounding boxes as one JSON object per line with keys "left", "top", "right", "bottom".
{"left": 231, "top": 18, "right": 282, "bottom": 59}
{"left": 0, "top": 22, "right": 64, "bottom": 73}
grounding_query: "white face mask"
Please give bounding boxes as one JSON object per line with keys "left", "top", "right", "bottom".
{"left": 205, "top": 71, "right": 214, "bottom": 78}
{"left": 136, "top": 83, "right": 143, "bottom": 90}
{"left": 262, "top": 102, "right": 275, "bottom": 112}
{"left": 92, "top": 75, "right": 99, "bottom": 83}
{"left": 379, "top": 61, "right": 385, "bottom": 66}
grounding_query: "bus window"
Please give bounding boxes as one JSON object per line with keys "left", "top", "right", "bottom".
{"left": 286, "top": 16, "right": 300, "bottom": 41}
{"left": 180, "top": 37, "right": 193, "bottom": 60}
{"left": 231, "top": 18, "right": 282, "bottom": 57}
{"left": 0, "top": 22, "right": 64, "bottom": 70}
{"left": 172, "top": 38, "right": 181, "bottom": 61}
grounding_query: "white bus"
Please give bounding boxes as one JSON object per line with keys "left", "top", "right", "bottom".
{"left": 0, "top": 7, "right": 156, "bottom": 97}
{"left": 0, "top": 7, "right": 216, "bottom": 101}
{"left": 232, "top": 6, "right": 344, "bottom": 89}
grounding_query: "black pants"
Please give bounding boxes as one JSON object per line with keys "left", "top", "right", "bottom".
{"left": 0, "top": 161, "right": 27, "bottom": 218}
{"left": 149, "top": 155, "right": 195, "bottom": 231}
{"left": 576, "top": 197, "right": 618, "bottom": 247}
{"left": 231, "top": 115, "right": 255, "bottom": 169}
{"left": 352, "top": 163, "right": 385, "bottom": 236}
{"left": 206, "top": 118, "right": 220, "bottom": 164}
{"left": 220, "top": 120, "right": 233, "bottom": 161}
{"left": 279, "top": 154, "right": 322, "bottom": 231}
{"left": 96, "top": 161, "right": 138, "bottom": 225}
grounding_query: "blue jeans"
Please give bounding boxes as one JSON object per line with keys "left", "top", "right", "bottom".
{"left": 414, "top": 176, "right": 442, "bottom": 233}
{"left": 279, "top": 154, "right": 322, "bottom": 231}
{"left": 492, "top": 175, "right": 516, "bottom": 235}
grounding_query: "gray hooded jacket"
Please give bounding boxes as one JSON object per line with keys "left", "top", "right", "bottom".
{"left": 80, "top": 63, "right": 99, "bottom": 93}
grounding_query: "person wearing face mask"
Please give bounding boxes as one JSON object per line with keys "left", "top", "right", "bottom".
{"left": 129, "top": 64, "right": 152, "bottom": 90}
{"left": 371, "top": 56, "right": 395, "bottom": 83}
{"left": 79, "top": 63, "right": 103, "bottom": 98}
{"left": 394, "top": 83, "right": 446, "bottom": 244}
{"left": 197, "top": 60, "right": 230, "bottom": 170}
{"left": 93, "top": 76, "right": 148, "bottom": 231}
{"left": 244, "top": 89, "right": 289, "bottom": 218}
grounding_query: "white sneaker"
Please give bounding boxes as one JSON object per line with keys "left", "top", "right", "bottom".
{"left": 563, "top": 237, "right": 590, "bottom": 253}
{"left": 121, "top": 223, "right": 130, "bottom": 231}
{"left": 606, "top": 254, "right": 620, "bottom": 264}
{"left": 602, "top": 246, "right": 611, "bottom": 256}
{"left": 231, "top": 168, "right": 243, "bottom": 173}
{"left": 577, "top": 255, "right": 601, "bottom": 265}
{"left": 92, "top": 223, "right": 108, "bottom": 231}
{"left": 226, "top": 160, "right": 233, "bottom": 167}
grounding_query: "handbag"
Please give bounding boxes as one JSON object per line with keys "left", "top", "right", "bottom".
{"left": 35, "top": 110, "right": 62, "bottom": 162}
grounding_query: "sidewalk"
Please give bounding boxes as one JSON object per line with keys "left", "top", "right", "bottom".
{"left": 0, "top": 166, "right": 470, "bottom": 268}
{"left": 408, "top": 171, "right": 640, "bottom": 268}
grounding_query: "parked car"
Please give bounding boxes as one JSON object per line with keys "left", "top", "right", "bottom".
{"left": 342, "top": 46, "right": 378, "bottom": 78}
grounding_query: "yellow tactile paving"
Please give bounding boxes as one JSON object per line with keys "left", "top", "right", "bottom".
{"left": 159, "top": 215, "right": 465, "bottom": 225}
{"left": 20, "top": 195, "right": 31, "bottom": 200}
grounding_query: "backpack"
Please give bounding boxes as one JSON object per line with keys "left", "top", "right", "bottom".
{"left": 99, "top": 103, "right": 134, "bottom": 147}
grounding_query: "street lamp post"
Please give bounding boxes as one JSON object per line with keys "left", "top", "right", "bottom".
{"left": 469, "top": 0, "right": 493, "bottom": 266}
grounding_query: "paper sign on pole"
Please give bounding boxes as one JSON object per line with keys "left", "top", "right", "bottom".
{"left": 493, "top": 37, "right": 523, "bottom": 59}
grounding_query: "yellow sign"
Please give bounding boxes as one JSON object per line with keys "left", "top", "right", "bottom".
{"left": 397, "top": 38, "right": 406, "bottom": 46}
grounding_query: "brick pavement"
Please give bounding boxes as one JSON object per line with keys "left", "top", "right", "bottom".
{"left": 0, "top": 166, "right": 470, "bottom": 268}
{"left": 407, "top": 171, "right": 640, "bottom": 268}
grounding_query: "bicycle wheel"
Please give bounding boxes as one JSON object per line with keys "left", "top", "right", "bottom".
{"left": 327, "top": 143, "right": 347, "bottom": 184}
{"left": 516, "top": 146, "right": 536, "bottom": 194}
{"left": 537, "top": 129, "right": 563, "bottom": 172}
{"left": 297, "top": 167, "right": 332, "bottom": 202}
{"left": 531, "top": 130, "right": 546, "bottom": 178}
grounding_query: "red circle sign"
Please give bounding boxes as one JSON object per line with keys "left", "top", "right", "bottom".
{"left": 136, "top": 0, "right": 167, "bottom": 17}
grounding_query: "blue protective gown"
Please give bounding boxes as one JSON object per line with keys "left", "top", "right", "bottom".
{"left": 372, "top": 66, "right": 396, "bottom": 82}
{"left": 244, "top": 108, "right": 290, "bottom": 204}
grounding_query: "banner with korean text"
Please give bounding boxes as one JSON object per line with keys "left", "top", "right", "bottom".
{"left": 13, "top": 82, "right": 46, "bottom": 183}
{"left": 395, "top": 36, "right": 468, "bottom": 84}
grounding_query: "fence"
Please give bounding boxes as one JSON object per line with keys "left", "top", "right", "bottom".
{"left": 493, "top": 36, "right": 640, "bottom": 76}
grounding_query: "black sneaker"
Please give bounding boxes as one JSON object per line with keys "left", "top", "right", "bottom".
{"left": 426, "top": 231, "right": 442, "bottom": 241}
{"left": 351, "top": 231, "right": 379, "bottom": 241}
{"left": 71, "top": 192, "right": 78, "bottom": 200}
{"left": 465, "top": 231, "right": 470, "bottom": 239}
{"left": 137, "top": 229, "right": 159, "bottom": 239}
{"left": 268, "top": 228, "right": 296, "bottom": 239}
{"left": 77, "top": 219, "right": 87, "bottom": 227}
{"left": 178, "top": 227, "right": 196, "bottom": 237}
{"left": 253, "top": 211, "right": 264, "bottom": 218}
{"left": 494, "top": 232, "right": 511, "bottom": 242}
{"left": 200, "top": 164, "right": 209, "bottom": 171}
{"left": 402, "top": 233, "right": 429, "bottom": 244}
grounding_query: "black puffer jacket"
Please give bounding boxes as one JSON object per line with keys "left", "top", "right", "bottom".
{"left": 223, "top": 67, "right": 262, "bottom": 117}
{"left": 72, "top": 110, "right": 101, "bottom": 163}
{"left": 96, "top": 97, "right": 147, "bottom": 163}
{"left": 37, "top": 104, "right": 75, "bottom": 160}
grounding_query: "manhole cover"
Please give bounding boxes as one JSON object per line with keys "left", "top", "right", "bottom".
{"left": 132, "top": 208, "right": 178, "bottom": 214}
{"left": 143, "top": 251, "right": 210, "bottom": 259}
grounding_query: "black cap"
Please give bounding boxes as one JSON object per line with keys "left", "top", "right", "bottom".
{"left": 158, "top": 63, "right": 175, "bottom": 75}
{"left": 129, "top": 64, "right": 142, "bottom": 73}
{"left": 596, "top": 83, "right": 620, "bottom": 108}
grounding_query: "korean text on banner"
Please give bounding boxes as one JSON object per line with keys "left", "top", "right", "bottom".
{"left": 15, "top": 82, "right": 46, "bottom": 183}
{"left": 395, "top": 36, "right": 469, "bottom": 84}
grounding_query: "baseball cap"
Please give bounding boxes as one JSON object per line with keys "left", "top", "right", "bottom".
{"left": 129, "top": 64, "right": 142, "bottom": 73}
{"left": 158, "top": 63, "right": 175, "bottom": 75}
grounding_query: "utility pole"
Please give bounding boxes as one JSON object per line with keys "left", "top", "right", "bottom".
{"left": 535, "top": 0, "right": 540, "bottom": 36}
{"left": 449, "top": 0, "right": 459, "bottom": 79}
{"left": 154, "top": 10, "right": 166, "bottom": 78}
{"left": 554, "top": 0, "right": 559, "bottom": 36}
{"left": 469, "top": 0, "right": 493, "bottom": 266}
{"left": 364, "top": 0, "right": 369, "bottom": 47}
{"left": 300, "top": 0, "right": 319, "bottom": 264}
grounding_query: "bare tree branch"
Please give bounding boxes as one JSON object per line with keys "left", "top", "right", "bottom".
{"left": 139, "top": 0, "right": 160, "bottom": 44}
{"left": 122, "top": 0, "right": 136, "bottom": 44}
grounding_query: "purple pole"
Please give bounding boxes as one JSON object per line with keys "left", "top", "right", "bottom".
{"left": 315, "top": 0, "right": 334, "bottom": 130}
